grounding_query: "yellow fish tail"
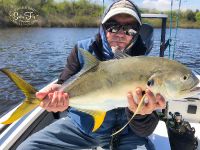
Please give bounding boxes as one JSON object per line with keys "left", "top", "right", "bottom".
{"left": 0, "top": 68, "right": 40, "bottom": 124}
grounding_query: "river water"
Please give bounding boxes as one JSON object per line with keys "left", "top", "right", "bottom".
{"left": 0, "top": 28, "right": 200, "bottom": 116}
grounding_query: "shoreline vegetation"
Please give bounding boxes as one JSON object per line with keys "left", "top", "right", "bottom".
{"left": 0, "top": 0, "right": 200, "bottom": 28}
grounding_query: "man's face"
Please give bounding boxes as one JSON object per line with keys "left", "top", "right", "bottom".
{"left": 105, "top": 15, "right": 138, "bottom": 51}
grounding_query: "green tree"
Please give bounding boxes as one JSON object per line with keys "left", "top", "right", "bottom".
{"left": 185, "top": 10, "right": 196, "bottom": 22}
{"left": 195, "top": 12, "right": 200, "bottom": 22}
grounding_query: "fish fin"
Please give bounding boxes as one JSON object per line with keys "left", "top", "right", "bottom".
{"left": 59, "top": 49, "right": 100, "bottom": 93}
{"left": 0, "top": 68, "right": 38, "bottom": 99}
{"left": 113, "top": 51, "right": 130, "bottom": 59}
{"left": 0, "top": 68, "right": 40, "bottom": 124}
{"left": 78, "top": 48, "right": 100, "bottom": 72}
{"left": 1, "top": 99, "right": 40, "bottom": 124}
{"left": 111, "top": 94, "right": 146, "bottom": 136}
{"left": 77, "top": 109, "right": 106, "bottom": 132}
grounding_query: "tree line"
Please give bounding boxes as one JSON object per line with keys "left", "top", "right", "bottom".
{"left": 0, "top": 0, "right": 199, "bottom": 28}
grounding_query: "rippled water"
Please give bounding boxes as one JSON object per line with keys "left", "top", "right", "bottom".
{"left": 0, "top": 28, "right": 199, "bottom": 116}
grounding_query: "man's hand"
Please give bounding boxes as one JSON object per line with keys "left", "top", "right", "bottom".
{"left": 36, "top": 84, "right": 69, "bottom": 112}
{"left": 127, "top": 87, "right": 166, "bottom": 115}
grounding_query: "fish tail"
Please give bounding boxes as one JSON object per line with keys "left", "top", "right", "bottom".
{"left": 0, "top": 68, "right": 40, "bottom": 124}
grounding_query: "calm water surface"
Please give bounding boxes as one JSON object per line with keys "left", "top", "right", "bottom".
{"left": 0, "top": 28, "right": 200, "bottom": 116}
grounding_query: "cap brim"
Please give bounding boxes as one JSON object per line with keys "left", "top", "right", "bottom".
{"left": 102, "top": 8, "right": 142, "bottom": 25}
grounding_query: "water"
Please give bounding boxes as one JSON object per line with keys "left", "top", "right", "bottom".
{"left": 0, "top": 28, "right": 200, "bottom": 116}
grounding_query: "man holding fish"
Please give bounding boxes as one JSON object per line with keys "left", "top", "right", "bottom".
{"left": 17, "top": 0, "right": 167, "bottom": 149}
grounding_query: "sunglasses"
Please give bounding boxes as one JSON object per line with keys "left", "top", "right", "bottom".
{"left": 103, "top": 21, "right": 139, "bottom": 36}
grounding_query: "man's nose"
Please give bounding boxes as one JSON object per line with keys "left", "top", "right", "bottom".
{"left": 116, "top": 29, "right": 125, "bottom": 37}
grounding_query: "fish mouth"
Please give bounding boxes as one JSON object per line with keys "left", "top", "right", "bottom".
{"left": 181, "top": 81, "right": 200, "bottom": 92}
{"left": 190, "top": 86, "right": 200, "bottom": 92}
{"left": 189, "top": 80, "right": 200, "bottom": 92}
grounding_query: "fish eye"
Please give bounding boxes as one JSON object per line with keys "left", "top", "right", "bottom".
{"left": 182, "top": 75, "right": 189, "bottom": 81}
{"left": 183, "top": 76, "right": 187, "bottom": 80}
{"left": 181, "top": 75, "right": 189, "bottom": 81}
{"left": 147, "top": 79, "right": 154, "bottom": 87}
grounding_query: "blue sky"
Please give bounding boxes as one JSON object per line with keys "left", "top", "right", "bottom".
{"left": 55, "top": 0, "right": 199, "bottom": 11}
{"left": 104, "top": 0, "right": 200, "bottom": 11}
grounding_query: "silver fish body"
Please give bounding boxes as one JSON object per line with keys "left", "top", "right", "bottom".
{"left": 62, "top": 52, "right": 200, "bottom": 112}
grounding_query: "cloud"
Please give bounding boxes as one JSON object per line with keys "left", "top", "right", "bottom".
{"left": 142, "top": 0, "right": 171, "bottom": 11}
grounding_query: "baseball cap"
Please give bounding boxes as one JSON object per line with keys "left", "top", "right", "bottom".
{"left": 102, "top": 0, "right": 142, "bottom": 25}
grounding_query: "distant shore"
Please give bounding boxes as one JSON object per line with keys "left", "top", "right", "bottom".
{"left": 143, "top": 19, "right": 200, "bottom": 29}
{"left": 0, "top": 0, "right": 200, "bottom": 29}
{"left": 1, "top": 18, "right": 200, "bottom": 29}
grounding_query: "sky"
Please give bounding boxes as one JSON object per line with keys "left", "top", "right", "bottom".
{"left": 104, "top": 0, "right": 200, "bottom": 11}
{"left": 132, "top": 0, "right": 200, "bottom": 11}
{"left": 55, "top": 0, "right": 200, "bottom": 11}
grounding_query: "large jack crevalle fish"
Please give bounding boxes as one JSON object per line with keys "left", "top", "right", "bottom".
{"left": 1, "top": 49, "right": 200, "bottom": 136}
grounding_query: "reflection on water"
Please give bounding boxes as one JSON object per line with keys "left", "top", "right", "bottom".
{"left": 0, "top": 28, "right": 200, "bottom": 116}
{"left": 152, "top": 29, "right": 200, "bottom": 74}
{"left": 0, "top": 28, "right": 98, "bottom": 116}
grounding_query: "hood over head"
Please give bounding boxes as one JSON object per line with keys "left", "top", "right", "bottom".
{"left": 99, "top": 0, "right": 142, "bottom": 59}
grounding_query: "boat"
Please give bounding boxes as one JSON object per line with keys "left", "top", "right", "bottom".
{"left": 0, "top": 14, "right": 200, "bottom": 150}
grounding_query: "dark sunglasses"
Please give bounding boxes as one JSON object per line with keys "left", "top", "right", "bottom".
{"left": 103, "top": 21, "right": 139, "bottom": 36}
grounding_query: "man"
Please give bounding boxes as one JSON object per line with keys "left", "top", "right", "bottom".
{"left": 18, "top": 0, "right": 165, "bottom": 149}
